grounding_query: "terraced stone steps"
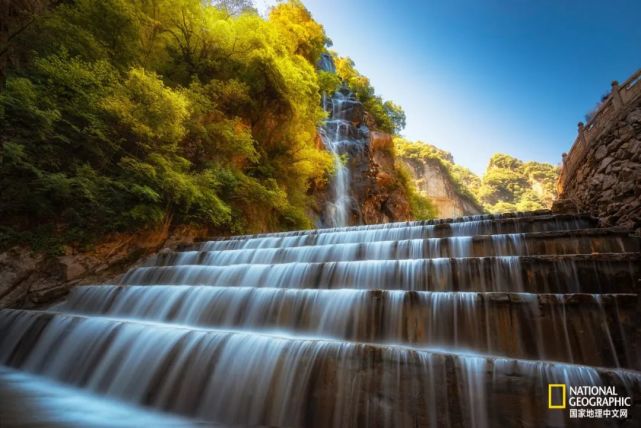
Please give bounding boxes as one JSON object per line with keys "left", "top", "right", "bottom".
{"left": 158, "top": 228, "right": 639, "bottom": 266}
{"left": 195, "top": 213, "right": 596, "bottom": 250}
{"left": 1, "top": 209, "right": 640, "bottom": 427}
{"left": 123, "top": 253, "right": 641, "bottom": 294}
{"left": 203, "top": 209, "right": 561, "bottom": 241}
{"left": 2, "top": 310, "right": 641, "bottom": 427}
{"left": 53, "top": 286, "right": 641, "bottom": 369}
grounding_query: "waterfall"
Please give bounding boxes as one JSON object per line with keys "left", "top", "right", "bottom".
{"left": 320, "top": 90, "right": 369, "bottom": 228}
{"left": 1, "top": 211, "right": 640, "bottom": 426}
{"left": 0, "top": 367, "right": 199, "bottom": 427}
{"left": 318, "top": 53, "right": 370, "bottom": 228}
{"left": 321, "top": 114, "right": 352, "bottom": 228}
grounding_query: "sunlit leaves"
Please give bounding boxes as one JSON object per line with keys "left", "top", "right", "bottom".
{"left": 331, "top": 52, "right": 405, "bottom": 133}
{"left": 1, "top": 0, "right": 340, "bottom": 248}
{"left": 102, "top": 68, "right": 189, "bottom": 146}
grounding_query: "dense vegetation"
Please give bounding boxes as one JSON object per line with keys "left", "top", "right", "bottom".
{"left": 0, "top": 0, "right": 404, "bottom": 252}
{"left": 331, "top": 54, "right": 406, "bottom": 134}
{"left": 394, "top": 139, "right": 558, "bottom": 213}
{"left": 479, "top": 154, "right": 558, "bottom": 212}
{"left": 394, "top": 137, "right": 482, "bottom": 205}
{"left": 394, "top": 160, "right": 438, "bottom": 220}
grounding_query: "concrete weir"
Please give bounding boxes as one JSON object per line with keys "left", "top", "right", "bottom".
{"left": 1, "top": 209, "right": 640, "bottom": 426}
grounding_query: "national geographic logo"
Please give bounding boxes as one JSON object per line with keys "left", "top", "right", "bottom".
{"left": 548, "top": 384, "right": 632, "bottom": 420}
{"left": 548, "top": 384, "right": 566, "bottom": 409}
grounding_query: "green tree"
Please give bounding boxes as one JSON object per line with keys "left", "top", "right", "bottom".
{"left": 1, "top": 0, "right": 344, "bottom": 250}
{"left": 478, "top": 154, "right": 558, "bottom": 213}
{"left": 331, "top": 52, "right": 405, "bottom": 133}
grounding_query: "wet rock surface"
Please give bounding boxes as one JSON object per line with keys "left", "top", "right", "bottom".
{"left": 1, "top": 210, "right": 640, "bottom": 426}
{"left": 315, "top": 89, "right": 411, "bottom": 227}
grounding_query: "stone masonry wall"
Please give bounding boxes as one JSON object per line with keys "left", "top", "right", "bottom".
{"left": 559, "top": 100, "right": 641, "bottom": 234}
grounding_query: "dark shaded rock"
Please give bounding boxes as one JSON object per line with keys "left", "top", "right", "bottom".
{"left": 551, "top": 198, "right": 578, "bottom": 215}
{"left": 0, "top": 225, "right": 209, "bottom": 309}
{"left": 594, "top": 144, "right": 608, "bottom": 161}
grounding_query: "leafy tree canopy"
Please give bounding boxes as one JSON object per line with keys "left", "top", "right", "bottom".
{"left": 394, "top": 140, "right": 559, "bottom": 215}
{"left": 1, "top": 0, "right": 342, "bottom": 251}
{"left": 330, "top": 52, "right": 406, "bottom": 134}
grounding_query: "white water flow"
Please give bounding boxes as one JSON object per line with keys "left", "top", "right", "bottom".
{"left": 199, "top": 215, "right": 594, "bottom": 251}
{"left": 1, "top": 212, "right": 639, "bottom": 427}
{"left": 320, "top": 93, "right": 360, "bottom": 228}
{"left": 53, "top": 286, "right": 637, "bottom": 368}
{"left": 1, "top": 310, "right": 639, "bottom": 427}
{"left": 0, "top": 367, "right": 199, "bottom": 427}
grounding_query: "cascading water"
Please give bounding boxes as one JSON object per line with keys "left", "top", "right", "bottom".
{"left": 318, "top": 53, "right": 370, "bottom": 227}
{"left": 1, "top": 210, "right": 640, "bottom": 427}
{"left": 321, "top": 114, "right": 351, "bottom": 227}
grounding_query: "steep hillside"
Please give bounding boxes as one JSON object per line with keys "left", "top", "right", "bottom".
{"left": 0, "top": 0, "right": 419, "bottom": 306}
{"left": 395, "top": 138, "right": 482, "bottom": 218}
{"left": 395, "top": 140, "right": 559, "bottom": 217}
{"left": 479, "top": 154, "right": 558, "bottom": 213}
{"left": 0, "top": 0, "right": 413, "bottom": 254}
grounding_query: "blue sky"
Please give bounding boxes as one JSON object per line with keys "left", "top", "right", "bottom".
{"left": 259, "top": 1, "right": 641, "bottom": 175}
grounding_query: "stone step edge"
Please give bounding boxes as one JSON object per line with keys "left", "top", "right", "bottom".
{"left": 199, "top": 210, "right": 571, "bottom": 242}
{"left": 170, "top": 227, "right": 640, "bottom": 255}
{"left": 63, "top": 285, "right": 641, "bottom": 303}
{"left": 4, "top": 308, "right": 641, "bottom": 378}
{"left": 135, "top": 252, "right": 641, "bottom": 267}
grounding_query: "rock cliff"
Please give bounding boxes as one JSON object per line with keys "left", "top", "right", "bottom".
{"left": 311, "top": 126, "right": 412, "bottom": 226}
{"left": 0, "top": 225, "right": 208, "bottom": 308}
{"left": 396, "top": 138, "right": 559, "bottom": 216}
{"left": 400, "top": 156, "right": 482, "bottom": 218}
{"left": 311, "top": 58, "right": 412, "bottom": 227}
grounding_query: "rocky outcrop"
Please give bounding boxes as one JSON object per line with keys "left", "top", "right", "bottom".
{"left": 359, "top": 132, "right": 412, "bottom": 223}
{"left": 559, "top": 100, "right": 641, "bottom": 235}
{"left": 0, "top": 224, "right": 208, "bottom": 309}
{"left": 400, "top": 157, "right": 483, "bottom": 218}
{"left": 313, "top": 76, "right": 411, "bottom": 226}
{"left": 313, "top": 129, "right": 411, "bottom": 225}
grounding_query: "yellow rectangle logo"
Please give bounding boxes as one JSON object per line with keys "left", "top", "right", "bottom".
{"left": 548, "top": 384, "right": 566, "bottom": 409}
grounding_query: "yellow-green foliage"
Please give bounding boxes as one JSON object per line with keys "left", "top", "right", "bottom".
{"left": 394, "top": 138, "right": 483, "bottom": 207}
{"left": 0, "top": 0, "right": 338, "bottom": 251}
{"left": 393, "top": 140, "right": 559, "bottom": 215}
{"left": 332, "top": 53, "right": 406, "bottom": 134}
{"left": 478, "top": 154, "right": 558, "bottom": 213}
{"left": 395, "top": 161, "right": 437, "bottom": 220}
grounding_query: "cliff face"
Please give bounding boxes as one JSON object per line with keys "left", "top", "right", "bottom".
{"left": 395, "top": 138, "right": 559, "bottom": 217}
{"left": 312, "top": 68, "right": 412, "bottom": 226}
{"left": 559, "top": 99, "right": 641, "bottom": 234}
{"left": 360, "top": 132, "right": 412, "bottom": 223}
{"left": 0, "top": 225, "right": 208, "bottom": 308}
{"left": 312, "top": 128, "right": 412, "bottom": 226}
{"left": 400, "top": 157, "right": 482, "bottom": 218}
